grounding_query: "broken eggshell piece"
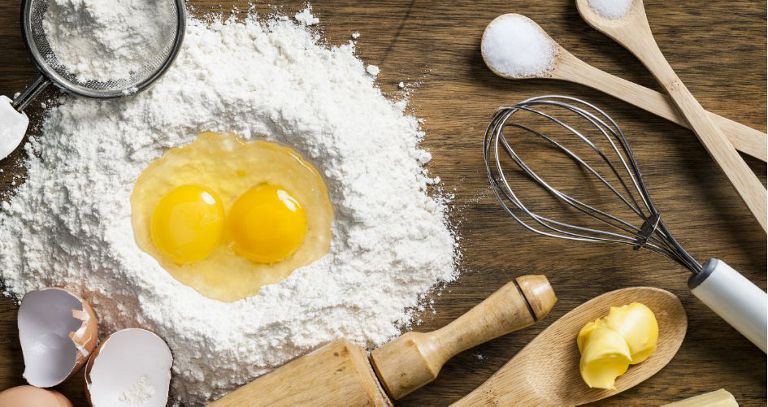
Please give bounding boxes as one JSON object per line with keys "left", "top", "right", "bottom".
{"left": 18, "top": 287, "right": 98, "bottom": 388}
{"left": 85, "top": 328, "right": 173, "bottom": 407}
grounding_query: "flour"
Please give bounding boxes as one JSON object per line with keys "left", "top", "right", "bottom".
{"left": 366, "top": 64, "right": 381, "bottom": 76}
{"left": 119, "top": 376, "right": 156, "bottom": 405}
{"left": 0, "top": 10, "right": 456, "bottom": 406}
{"left": 294, "top": 6, "right": 320, "bottom": 26}
{"left": 42, "top": 0, "right": 175, "bottom": 82}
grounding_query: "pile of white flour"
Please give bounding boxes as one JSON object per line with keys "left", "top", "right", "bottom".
{"left": 42, "top": 0, "right": 175, "bottom": 82}
{"left": 0, "top": 10, "right": 456, "bottom": 405}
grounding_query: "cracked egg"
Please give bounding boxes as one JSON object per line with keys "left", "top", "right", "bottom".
{"left": 18, "top": 288, "right": 98, "bottom": 388}
{"left": 131, "top": 132, "right": 333, "bottom": 302}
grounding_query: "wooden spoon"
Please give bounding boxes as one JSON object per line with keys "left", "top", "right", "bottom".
{"left": 574, "top": 0, "right": 767, "bottom": 231}
{"left": 481, "top": 14, "right": 766, "bottom": 162}
{"left": 452, "top": 287, "right": 687, "bottom": 407}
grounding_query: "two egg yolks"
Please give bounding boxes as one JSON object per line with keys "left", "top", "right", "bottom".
{"left": 150, "top": 184, "right": 307, "bottom": 265}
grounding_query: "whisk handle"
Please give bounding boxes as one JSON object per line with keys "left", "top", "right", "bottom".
{"left": 689, "top": 259, "right": 767, "bottom": 352}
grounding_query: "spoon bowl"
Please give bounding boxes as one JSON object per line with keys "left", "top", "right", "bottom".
{"left": 452, "top": 287, "right": 687, "bottom": 407}
{"left": 575, "top": 0, "right": 652, "bottom": 48}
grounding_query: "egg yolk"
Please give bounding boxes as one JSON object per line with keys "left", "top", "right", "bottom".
{"left": 228, "top": 184, "right": 307, "bottom": 264}
{"left": 150, "top": 185, "right": 225, "bottom": 265}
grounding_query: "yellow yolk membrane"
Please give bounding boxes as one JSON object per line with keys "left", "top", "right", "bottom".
{"left": 577, "top": 303, "right": 658, "bottom": 390}
{"left": 150, "top": 185, "right": 225, "bottom": 264}
{"left": 229, "top": 184, "right": 308, "bottom": 264}
{"left": 130, "top": 132, "right": 333, "bottom": 302}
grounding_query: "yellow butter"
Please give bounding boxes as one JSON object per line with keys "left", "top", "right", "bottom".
{"left": 662, "top": 389, "right": 738, "bottom": 407}
{"left": 603, "top": 303, "right": 658, "bottom": 363}
{"left": 578, "top": 324, "right": 632, "bottom": 389}
{"left": 577, "top": 302, "right": 658, "bottom": 389}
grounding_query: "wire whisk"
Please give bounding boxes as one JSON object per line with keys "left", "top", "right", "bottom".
{"left": 483, "top": 95, "right": 702, "bottom": 274}
{"left": 483, "top": 95, "right": 768, "bottom": 352}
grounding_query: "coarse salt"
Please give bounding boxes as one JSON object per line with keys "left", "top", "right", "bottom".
{"left": 481, "top": 14, "right": 556, "bottom": 78}
{"left": 588, "top": 0, "right": 634, "bottom": 19}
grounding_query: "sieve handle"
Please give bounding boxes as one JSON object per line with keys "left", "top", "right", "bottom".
{"left": 689, "top": 258, "right": 767, "bottom": 352}
{"left": 12, "top": 75, "right": 50, "bottom": 112}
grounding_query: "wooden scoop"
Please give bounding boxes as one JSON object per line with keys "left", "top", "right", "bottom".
{"left": 210, "top": 275, "right": 557, "bottom": 406}
{"left": 453, "top": 287, "right": 687, "bottom": 407}
{"left": 481, "top": 13, "right": 767, "bottom": 162}
{"left": 574, "top": 0, "right": 767, "bottom": 231}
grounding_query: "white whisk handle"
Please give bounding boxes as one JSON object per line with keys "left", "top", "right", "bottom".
{"left": 689, "top": 258, "right": 767, "bottom": 352}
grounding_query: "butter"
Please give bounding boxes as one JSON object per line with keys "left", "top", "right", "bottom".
{"left": 577, "top": 303, "right": 658, "bottom": 389}
{"left": 662, "top": 389, "right": 739, "bottom": 407}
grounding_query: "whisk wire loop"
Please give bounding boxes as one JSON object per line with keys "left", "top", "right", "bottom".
{"left": 484, "top": 95, "right": 702, "bottom": 274}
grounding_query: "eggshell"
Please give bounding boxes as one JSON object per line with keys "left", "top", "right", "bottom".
{"left": 18, "top": 288, "right": 99, "bottom": 388}
{"left": 84, "top": 328, "right": 173, "bottom": 407}
{"left": 0, "top": 385, "right": 72, "bottom": 407}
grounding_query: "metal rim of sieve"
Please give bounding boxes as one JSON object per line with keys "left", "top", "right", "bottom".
{"left": 15, "top": 0, "right": 187, "bottom": 106}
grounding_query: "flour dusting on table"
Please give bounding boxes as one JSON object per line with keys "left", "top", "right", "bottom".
{"left": 0, "top": 11, "right": 456, "bottom": 405}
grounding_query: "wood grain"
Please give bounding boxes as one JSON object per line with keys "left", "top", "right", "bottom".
{"left": 575, "top": 0, "right": 768, "bottom": 230}
{"left": 370, "top": 276, "right": 554, "bottom": 400}
{"left": 0, "top": 0, "right": 765, "bottom": 406}
{"left": 212, "top": 276, "right": 553, "bottom": 405}
{"left": 551, "top": 43, "right": 768, "bottom": 162}
{"left": 452, "top": 287, "right": 687, "bottom": 406}
{"left": 209, "top": 339, "right": 392, "bottom": 407}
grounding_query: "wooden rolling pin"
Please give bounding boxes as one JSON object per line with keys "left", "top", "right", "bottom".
{"left": 209, "top": 275, "right": 557, "bottom": 406}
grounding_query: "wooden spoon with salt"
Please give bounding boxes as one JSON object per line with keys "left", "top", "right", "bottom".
{"left": 573, "top": 0, "right": 767, "bottom": 231}
{"left": 452, "top": 287, "right": 687, "bottom": 407}
{"left": 481, "top": 13, "right": 767, "bottom": 163}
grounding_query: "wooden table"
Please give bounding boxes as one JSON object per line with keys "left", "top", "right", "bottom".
{"left": 0, "top": 0, "right": 765, "bottom": 405}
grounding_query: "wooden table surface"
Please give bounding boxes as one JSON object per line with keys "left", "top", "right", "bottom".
{"left": 0, "top": 0, "right": 765, "bottom": 405}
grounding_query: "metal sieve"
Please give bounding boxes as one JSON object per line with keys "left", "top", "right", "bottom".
{"left": 11, "top": 0, "right": 187, "bottom": 111}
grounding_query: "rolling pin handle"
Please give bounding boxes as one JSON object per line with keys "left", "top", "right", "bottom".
{"left": 370, "top": 275, "right": 557, "bottom": 400}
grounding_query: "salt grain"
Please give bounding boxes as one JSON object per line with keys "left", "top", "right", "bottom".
{"left": 481, "top": 14, "right": 556, "bottom": 78}
{"left": 588, "top": 0, "right": 634, "bottom": 19}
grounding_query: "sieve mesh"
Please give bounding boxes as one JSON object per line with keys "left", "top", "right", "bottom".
{"left": 22, "top": 0, "right": 185, "bottom": 98}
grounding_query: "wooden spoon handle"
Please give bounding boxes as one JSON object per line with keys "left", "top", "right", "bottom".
{"left": 452, "top": 384, "right": 559, "bottom": 407}
{"left": 633, "top": 37, "right": 767, "bottom": 231}
{"left": 554, "top": 53, "right": 767, "bottom": 162}
{"left": 369, "top": 275, "right": 556, "bottom": 400}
